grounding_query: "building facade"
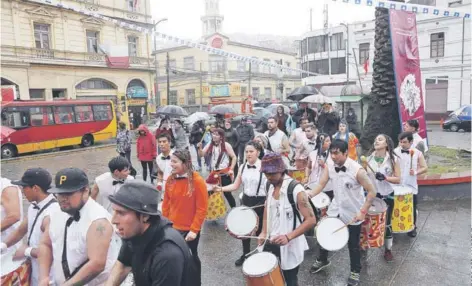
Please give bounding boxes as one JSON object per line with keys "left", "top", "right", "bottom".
{"left": 300, "top": 0, "right": 471, "bottom": 119}
{"left": 1, "top": 0, "right": 154, "bottom": 126}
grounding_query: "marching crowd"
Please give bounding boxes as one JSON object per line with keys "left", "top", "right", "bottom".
{"left": 0, "top": 102, "right": 429, "bottom": 286}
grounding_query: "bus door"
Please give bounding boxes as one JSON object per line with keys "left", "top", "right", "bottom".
{"left": 29, "top": 106, "right": 57, "bottom": 151}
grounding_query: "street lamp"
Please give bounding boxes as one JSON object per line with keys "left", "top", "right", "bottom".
{"left": 153, "top": 18, "right": 168, "bottom": 110}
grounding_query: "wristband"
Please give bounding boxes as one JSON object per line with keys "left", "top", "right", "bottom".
{"left": 360, "top": 209, "right": 367, "bottom": 215}
{"left": 285, "top": 235, "right": 290, "bottom": 242}
{"left": 24, "top": 247, "right": 33, "bottom": 258}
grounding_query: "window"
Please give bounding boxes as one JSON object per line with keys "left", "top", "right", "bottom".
{"left": 186, "top": 89, "right": 196, "bottom": 105}
{"left": 330, "top": 33, "right": 344, "bottom": 51}
{"left": 426, "top": 76, "right": 448, "bottom": 84}
{"left": 252, "top": 87, "right": 260, "bottom": 100}
{"left": 128, "top": 36, "right": 138, "bottom": 57}
{"left": 52, "top": 89, "right": 66, "bottom": 100}
{"left": 183, "top": 57, "right": 195, "bottom": 70}
{"left": 286, "top": 88, "right": 292, "bottom": 96}
{"left": 301, "top": 39, "right": 307, "bottom": 57}
{"left": 241, "top": 86, "right": 247, "bottom": 96}
{"left": 169, "top": 59, "right": 177, "bottom": 71}
{"left": 449, "top": 0, "right": 462, "bottom": 7}
{"left": 1, "top": 107, "right": 29, "bottom": 128}
{"left": 309, "top": 59, "right": 329, "bottom": 75}
{"left": 92, "top": 104, "right": 112, "bottom": 121}
{"left": 127, "top": 0, "right": 136, "bottom": 11}
{"left": 307, "top": 37, "right": 316, "bottom": 54}
{"left": 76, "top": 78, "right": 116, "bottom": 89}
{"left": 408, "top": 0, "right": 436, "bottom": 5}
{"left": 54, "top": 106, "right": 75, "bottom": 124}
{"left": 251, "top": 57, "right": 259, "bottom": 73}
{"left": 314, "top": 35, "right": 329, "bottom": 53}
{"left": 263, "top": 59, "right": 271, "bottom": 74}
{"left": 29, "top": 89, "right": 45, "bottom": 100}
{"left": 86, "top": 30, "right": 99, "bottom": 53}
{"left": 74, "top": 105, "right": 94, "bottom": 122}
{"left": 30, "top": 107, "right": 54, "bottom": 126}
{"left": 169, "top": 91, "right": 178, "bottom": 105}
{"left": 331, "top": 57, "right": 346, "bottom": 75}
{"left": 359, "top": 43, "right": 370, "bottom": 65}
{"left": 264, "top": 87, "right": 272, "bottom": 101}
{"left": 34, "top": 23, "right": 51, "bottom": 49}
{"left": 430, "top": 32, "right": 445, "bottom": 58}
{"left": 209, "top": 55, "right": 226, "bottom": 73}
{"left": 237, "top": 60, "right": 246, "bottom": 72}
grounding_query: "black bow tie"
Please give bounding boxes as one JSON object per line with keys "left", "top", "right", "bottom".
{"left": 162, "top": 155, "right": 171, "bottom": 160}
{"left": 113, "top": 180, "right": 124, "bottom": 186}
{"left": 335, "top": 166, "right": 347, "bottom": 173}
{"left": 175, "top": 176, "right": 187, "bottom": 180}
{"left": 308, "top": 142, "right": 316, "bottom": 145}
{"left": 247, "top": 165, "right": 257, "bottom": 169}
{"left": 401, "top": 150, "right": 409, "bottom": 154}
{"left": 32, "top": 203, "right": 40, "bottom": 210}
{"left": 66, "top": 212, "right": 81, "bottom": 227}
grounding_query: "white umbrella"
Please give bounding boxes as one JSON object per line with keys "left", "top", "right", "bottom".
{"left": 184, "top": 112, "right": 211, "bottom": 125}
{"left": 300, "top": 94, "right": 334, "bottom": 104}
{"left": 266, "top": 104, "right": 290, "bottom": 115}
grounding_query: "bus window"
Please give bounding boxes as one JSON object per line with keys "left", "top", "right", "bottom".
{"left": 92, "top": 104, "right": 112, "bottom": 121}
{"left": 2, "top": 107, "right": 29, "bottom": 129}
{"left": 54, "top": 106, "right": 75, "bottom": 124}
{"left": 30, "top": 107, "right": 54, "bottom": 126}
{"left": 75, "top": 105, "right": 94, "bottom": 123}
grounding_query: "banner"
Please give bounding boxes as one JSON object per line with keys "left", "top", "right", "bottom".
{"left": 389, "top": 10, "right": 427, "bottom": 140}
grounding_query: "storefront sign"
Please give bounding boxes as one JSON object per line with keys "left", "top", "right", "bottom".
{"left": 210, "top": 85, "right": 230, "bottom": 97}
{"left": 128, "top": 99, "right": 146, "bottom": 106}
{"left": 127, "top": 86, "right": 148, "bottom": 98}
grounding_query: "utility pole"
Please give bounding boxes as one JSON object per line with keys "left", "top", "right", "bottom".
{"left": 166, "top": 52, "right": 170, "bottom": 105}
{"left": 346, "top": 24, "right": 350, "bottom": 85}
{"left": 310, "top": 8, "right": 313, "bottom": 31}
{"left": 199, "top": 62, "right": 203, "bottom": 111}
{"left": 152, "top": 18, "right": 167, "bottom": 109}
{"left": 459, "top": 16, "right": 465, "bottom": 106}
{"left": 278, "top": 59, "right": 284, "bottom": 101}
{"left": 248, "top": 62, "right": 252, "bottom": 99}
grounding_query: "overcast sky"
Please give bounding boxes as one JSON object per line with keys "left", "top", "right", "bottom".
{"left": 150, "top": 0, "right": 376, "bottom": 39}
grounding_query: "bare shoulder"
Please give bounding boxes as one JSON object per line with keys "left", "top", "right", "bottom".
{"left": 88, "top": 218, "right": 113, "bottom": 238}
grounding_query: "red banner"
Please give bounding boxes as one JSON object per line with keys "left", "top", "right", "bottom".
{"left": 389, "top": 10, "right": 428, "bottom": 140}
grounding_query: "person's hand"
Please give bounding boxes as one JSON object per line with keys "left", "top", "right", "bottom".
{"left": 375, "top": 172, "right": 386, "bottom": 181}
{"left": 197, "top": 142, "right": 202, "bottom": 149}
{"left": 355, "top": 211, "right": 366, "bottom": 222}
{"left": 13, "top": 245, "right": 27, "bottom": 260}
{"left": 257, "top": 232, "right": 267, "bottom": 246}
{"left": 213, "top": 186, "right": 223, "bottom": 192}
{"left": 270, "top": 234, "right": 290, "bottom": 246}
{"left": 409, "top": 169, "right": 416, "bottom": 176}
{"left": 301, "top": 177, "right": 308, "bottom": 184}
{"left": 317, "top": 158, "right": 325, "bottom": 167}
{"left": 0, "top": 242, "right": 7, "bottom": 254}
{"left": 185, "top": 231, "right": 197, "bottom": 242}
{"left": 228, "top": 170, "right": 234, "bottom": 176}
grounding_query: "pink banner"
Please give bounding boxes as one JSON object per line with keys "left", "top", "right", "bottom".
{"left": 389, "top": 10, "right": 428, "bottom": 140}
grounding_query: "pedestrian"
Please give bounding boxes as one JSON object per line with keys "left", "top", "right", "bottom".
{"left": 223, "top": 119, "right": 240, "bottom": 176}
{"left": 38, "top": 168, "right": 120, "bottom": 286}
{"left": 394, "top": 132, "right": 428, "bottom": 237}
{"left": 308, "top": 139, "right": 377, "bottom": 286}
{"left": 116, "top": 122, "right": 132, "bottom": 163}
{"left": 317, "top": 103, "right": 339, "bottom": 136}
{"left": 289, "top": 117, "right": 309, "bottom": 152}
{"left": 293, "top": 123, "right": 318, "bottom": 171}
{"left": 403, "top": 119, "right": 428, "bottom": 155}
{"left": 264, "top": 117, "right": 290, "bottom": 156}
{"left": 162, "top": 149, "right": 208, "bottom": 285}
{"left": 91, "top": 156, "right": 134, "bottom": 214}
{"left": 4, "top": 168, "right": 60, "bottom": 285}
{"left": 253, "top": 134, "right": 271, "bottom": 160}
{"left": 333, "top": 119, "right": 360, "bottom": 161}
{"left": 173, "top": 119, "right": 189, "bottom": 150}
{"left": 155, "top": 133, "right": 174, "bottom": 200}
{"left": 106, "top": 180, "right": 198, "bottom": 286}
{"left": 235, "top": 117, "right": 255, "bottom": 165}
{"left": 137, "top": 124, "right": 157, "bottom": 183}
{"left": 189, "top": 120, "right": 205, "bottom": 171}
{"left": 257, "top": 152, "right": 316, "bottom": 286}
{"left": 155, "top": 116, "right": 175, "bottom": 149}
{"left": 293, "top": 102, "right": 316, "bottom": 125}
{"left": 276, "top": 106, "right": 289, "bottom": 135}
{"left": 286, "top": 104, "right": 298, "bottom": 135}
{"left": 346, "top": 108, "right": 361, "bottom": 138}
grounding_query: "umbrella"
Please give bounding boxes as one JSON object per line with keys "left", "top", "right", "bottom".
{"left": 287, "top": 86, "right": 320, "bottom": 101}
{"left": 266, "top": 104, "right": 290, "bottom": 115}
{"left": 299, "top": 94, "right": 334, "bottom": 104}
{"left": 184, "top": 112, "right": 211, "bottom": 125}
{"left": 157, "top": 105, "right": 188, "bottom": 117}
{"left": 209, "top": 105, "right": 236, "bottom": 115}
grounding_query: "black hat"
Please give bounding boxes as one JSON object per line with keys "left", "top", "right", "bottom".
{"left": 108, "top": 181, "right": 160, "bottom": 216}
{"left": 49, "top": 168, "right": 89, "bottom": 194}
{"left": 11, "top": 168, "right": 52, "bottom": 191}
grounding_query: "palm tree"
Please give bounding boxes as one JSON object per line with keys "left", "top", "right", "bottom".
{"left": 360, "top": 2, "right": 404, "bottom": 151}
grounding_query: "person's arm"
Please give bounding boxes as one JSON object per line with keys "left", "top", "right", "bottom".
{"left": 198, "top": 142, "right": 210, "bottom": 158}
{"left": 307, "top": 167, "right": 329, "bottom": 198}
{"left": 162, "top": 183, "right": 171, "bottom": 218}
{"left": 386, "top": 160, "right": 401, "bottom": 184}
{"left": 3, "top": 214, "right": 27, "bottom": 248}
{"left": 257, "top": 195, "right": 269, "bottom": 245}
{"left": 281, "top": 135, "right": 290, "bottom": 153}
{"left": 149, "top": 243, "right": 185, "bottom": 286}
{"left": 189, "top": 177, "right": 209, "bottom": 234}
{"left": 38, "top": 217, "right": 53, "bottom": 286}
{"left": 105, "top": 261, "right": 131, "bottom": 286}
{"left": 62, "top": 219, "right": 114, "bottom": 286}
{"left": 151, "top": 136, "right": 157, "bottom": 159}
{"left": 287, "top": 190, "right": 316, "bottom": 240}
{"left": 304, "top": 157, "right": 312, "bottom": 184}
{"left": 226, "top": 143, "right": 237, "bottom": 171}
{"left": 416, "top": 152, "right": 428, "bottom": 176}
{"left": 289, "top": 130, "right": 297, "bottom": 148}
{"left": 219, "top": 164, "right": 243, "bottom": 192}
{"left": 356, "top": 169, "right": 377, "bottom": 222}
{"left": 90, "top": 183, "right": 100, "bottom": 200}
{"left": 249, "top": 125, "right": 255, "bottom": 140}
{"left": 0, "top": 186, "right": 21, "bottom": 232}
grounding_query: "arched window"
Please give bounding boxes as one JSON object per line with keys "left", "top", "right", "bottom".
{"left": 76, "top": 78, "right": 117, "bottom": 89}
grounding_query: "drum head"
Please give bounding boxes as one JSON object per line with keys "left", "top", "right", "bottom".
{"left": 311, "top": 193, "right": 330, "bottom": 208}
{"left": 1, "top": 249, "right": 25, "bottom": 276}
{"left": 242, "top": 252, "right": 278, "bottom": 276}
{"left": 226, "top": 207, "right": 257, "bottom": 236}
{"left": 316, "top": 217, "right": 349, "bottom": 251}
{"left": 368, "top": 198, "right": 387, "bottom": 214}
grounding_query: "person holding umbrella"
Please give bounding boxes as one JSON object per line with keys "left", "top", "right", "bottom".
{"left": 173, "top": 119, "right": 189, "bottom": 150}
{"left": 317, "top": 103, "right": 339, "bottom": 136}
{"left": 155, "top": 116, "right": 175, "bottom": 149}
{"left": 189, "top": 120, "right": 205, "bottom": 171}
{"left": 293, "top": 103, "right": 316, "bottom": 126}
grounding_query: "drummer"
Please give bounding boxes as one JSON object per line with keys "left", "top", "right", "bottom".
{"left": 3, "top": 168, "right": 60, "bottom": 285}
{"left": 155, "top": 133, "right": 174, "bottom": 199}
{"left": 364, "top": 134, "right": 401, "bottom": 261}
{"left": 257, "top": 153, "right": 316, "bottom": 286}
{"left": 308, "top": 139, "right": 376, "bottom": 286}
{"left": 304, "top": 133, "right": 333, "bottom": 200}
{"left": 394, "top": 132, "right": 428, "bottom": 238}
{"left": 293, "top": 123, "right": 318, "bottom": 170}
{"left": 214, "top": 142, "right": 267, "bottom": 266}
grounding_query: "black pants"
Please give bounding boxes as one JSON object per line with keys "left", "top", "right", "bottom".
{"left": 241, "top": 195, "right": 265, "bottom": 255}
{"left": 376, "top": 193, "right": 394, "bottom": 241}
{"left": 264, "top": 244, "right": 300, "bottom": 286}
{"left": 178, "top": 230, "right": 202, "bottom": 286}
{"left": 193, "top": 144, "right": 202, "bottom": 169}
{"left": 413, "top": 194, "right": 418, "bottom": 226}
{"left": 221, "top": 174, "right": 236, "bottom": 208}
{"left": 319, "top": 224, "right": 362, "bottom": 273}
{"left": 140, "top": 161, "right": 154, "bottom": 183}
{"left": 119, "top": 150, "right": 131, "bottom": 163}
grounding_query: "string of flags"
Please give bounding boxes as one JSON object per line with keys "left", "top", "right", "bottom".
{"left": 332, "top": 0, "right": 470, "bottom": 18}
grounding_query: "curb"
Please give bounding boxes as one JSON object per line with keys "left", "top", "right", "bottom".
{"left": 1, "top": 144, "right": 115, "bottom": 164}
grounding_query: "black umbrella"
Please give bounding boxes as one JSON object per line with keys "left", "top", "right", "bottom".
{"left": 287, "top": 86, "right": 320, "bottom": 101}
{"left": 209, "top": 105, "right": 237, "bottom": 115}
{"left": 157, "top": 105, "right": 188, "bottom": 117}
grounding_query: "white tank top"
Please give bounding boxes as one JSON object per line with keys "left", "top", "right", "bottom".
{"left": 366, "top": 153, "right": 396, "bottom": 196}
{"left": 49, "top": 198, "right": 120, "bottom": 285}
{"left": 0, "top": 178, "right": 23, "bottom": 244}
{"left": 265, "top": 130, "right": 287, "bottom": 154}
{"left": 308, "top": 150, "right": 333, "bottom": 192}
{"left": 95, "top": 172, "right": 134, "bottom": 214}
{"left": 395, "top": 147, "right": 420, "bottom": 194}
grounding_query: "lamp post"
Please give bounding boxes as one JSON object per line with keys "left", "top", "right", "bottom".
{"left": 153, "top": 18, "right": 168, "bottom": 110}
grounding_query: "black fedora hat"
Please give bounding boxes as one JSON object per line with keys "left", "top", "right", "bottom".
{"left": 108, "top": 180, "right": 160, "bottom": 216}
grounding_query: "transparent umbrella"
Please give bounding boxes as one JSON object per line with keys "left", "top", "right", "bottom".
{"left": 156, "top": 105, "right": 188, "bottom": 117}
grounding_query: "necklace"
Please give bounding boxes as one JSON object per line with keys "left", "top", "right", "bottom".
{"left": 373, "top": 156, "right": 384, "bottom": 164}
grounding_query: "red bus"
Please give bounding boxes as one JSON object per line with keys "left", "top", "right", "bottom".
{"left": 1, "top": 100, "right": 117, "bottom": 159}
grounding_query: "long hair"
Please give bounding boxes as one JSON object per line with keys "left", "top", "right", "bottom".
{"left": 315, "top": 133, "right": 330, "bottom": 154}
{"left": 207, "top": 128, "right": 227, "bottom": 159}
{"left": 168, "top": 149, "right": 195, "bottom": 196}
{"left": 368, "top": 134, "right": 399, "bottom": 173}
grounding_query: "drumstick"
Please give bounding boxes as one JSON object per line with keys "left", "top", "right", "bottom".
{"left": 241, "top": 204, "right": 265, "bottom": 210}
{"left": 360, "top": 156, "right": 376, "bottom": 173}
{"left": 331, "top": 218, "right": 357, "bottom": 234}
{"left": 238, "top": 235, "right": 261, "bottom": 239}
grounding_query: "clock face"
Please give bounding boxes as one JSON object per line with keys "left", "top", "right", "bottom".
{"left": 211, "top": 37, "right": 223, "bottom": 49}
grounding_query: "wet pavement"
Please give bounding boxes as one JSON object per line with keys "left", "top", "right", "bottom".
{"left": 427, "top": 124, "right": 471, "bottom": 151}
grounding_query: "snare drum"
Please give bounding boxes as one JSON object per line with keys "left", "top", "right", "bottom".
{"left": 0, "top": 256, "right": 31, "bottom": 286}
{"left": 311, "top": 193, "right": 331, "bottom": 219}
{"left": 206, "top": 192, "right": 228, "bottom": 221}
{"left": 315, "top": 217, "right": 349, "bottom": 251}
{"left": 242, "top": 252, "right": 285, "bottom": 286}
{"left": 225, "top": 207, "right": 259, "bottom": 239}
{"left": 391, "top": 186, "right": 414, "bottom": 233}
{"left": 360, "top": 198, "right": 387, "bottom": 250}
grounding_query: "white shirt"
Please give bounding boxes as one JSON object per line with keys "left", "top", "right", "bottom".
{"left": 366, "top": 153, "right": 396, "bottom": 196}
{"left": 240, "top": 160, "right": 267, "bottom": 197}
{"left": 308, "top": 149, "right": 333, "bottom": 192}
{"left": 49, "top": 199, "right": 120, "bottom": 285}
{"left": 95, "top": 172, "right": 134, "bottom": 214}
{"left": 290, "top": 128, "right": 307, "bottom": 148}
{"left": 264, "top": 130, "right": 288, "bottom": 154}
{"left": 327, "top": 158, "right": 365, "bottom": 225}
{"left": 27, "top": 195, "right": 60, "bottom": 285}
{"left": 394, "top": 147, "right": 420, "bottom": 194}
{"left": 156, "top": 150, "right": 174, "bottom": 191}
{"left": 204, "top": 142, "right": 231, "bottom": 170}
{"left": 266, "top": 175, "right": 309, "bottom": 270}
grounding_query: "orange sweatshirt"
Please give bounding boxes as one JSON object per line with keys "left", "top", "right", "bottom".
{"left": 162, "top": 172, "right": 208, "bottom": 233}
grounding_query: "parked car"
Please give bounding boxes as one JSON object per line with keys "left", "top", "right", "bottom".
{"left": 443, "top": 105, "right": 471, "bottom": 132}
{"left": 231, "top": 107, "right": 272, "bottom": 132}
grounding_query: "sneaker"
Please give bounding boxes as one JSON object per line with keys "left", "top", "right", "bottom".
{"left": 384, "top": 249, "right": 394, "bottom": 262}
{"left": 235, "top": 255, "right": 246, "bottom": 267}
{"left": 347, "top": 272, "right": 360, "bottom": 286}
{"left": 407, "top": 227, "right": 417, "bottom": 238}
{"left": 310, "top": 259, "right": 330, "bottom": 273}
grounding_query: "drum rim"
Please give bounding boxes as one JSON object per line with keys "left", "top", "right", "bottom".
{"left": 225, "top": 207, "right": 258, "bottom": 236}
{"left": 242, "top": 252, "right": 279, "bottom": 277}
{"left": 315, "top": 217, "right": 349, "bottom": 251}
{"left": 311, "top": 192, "right": 330, "bottom": 208}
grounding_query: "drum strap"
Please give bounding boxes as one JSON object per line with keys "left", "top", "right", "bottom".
{"left": 62, "top": 213, "right": 89, "bottom": 281}
{"left": 27, "top": 198, "right": 57, "bottom": 245}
